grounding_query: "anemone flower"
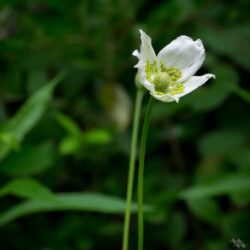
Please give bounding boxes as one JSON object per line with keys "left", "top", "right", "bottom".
{"left": 133, "top": 30, "right": 215, "bottom": 102}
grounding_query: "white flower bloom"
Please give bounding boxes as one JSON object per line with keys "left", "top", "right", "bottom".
{"left": 133, "top": 30, "right": 215, "bottom": 102}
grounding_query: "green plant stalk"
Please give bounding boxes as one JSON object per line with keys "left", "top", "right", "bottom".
{"left": 122, "top": 89, "right": 144, "bottom": 250}
{"left": 233, "top": 87, "right": 250, "bottom": 103}
{"left": 138, "top": 96, "right": 154, "bottom": 250}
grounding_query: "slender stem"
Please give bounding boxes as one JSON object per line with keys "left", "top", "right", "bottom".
{"left": 233, "top": 87, "right": 250, "bottom": 103}
{"left": 138, "top": 96, "right": 154, "bottom": 250}
{"left": 122, "top": 89, "right": 144, "bottom": 250}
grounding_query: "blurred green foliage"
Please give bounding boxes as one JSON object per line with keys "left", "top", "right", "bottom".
{"left": 0, "top": 0, "right": 250, "bottom": 249}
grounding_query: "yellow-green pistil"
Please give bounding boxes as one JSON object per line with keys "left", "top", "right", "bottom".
{"left": 145, "top": 60, "right": 185, "bottom": 95}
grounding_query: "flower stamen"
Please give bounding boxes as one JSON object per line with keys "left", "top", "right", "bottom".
{"left": 145, "top": 60, "right": 185, "bottom": 96}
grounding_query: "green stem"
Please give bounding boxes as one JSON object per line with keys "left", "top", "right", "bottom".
{"left": 122, "top": 89, "right": 144, "bottom": 250}
{"left": 233, "top": 87, "right": 250, "bottom": 103}
{"left": 138, "top": 96, "right": 155, "bottom": 250}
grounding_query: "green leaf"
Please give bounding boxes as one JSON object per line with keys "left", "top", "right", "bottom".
{"left": 228, "top": 148, "right": 250, "bottom": 171}
{"left": 7, "top": 72, "right": 65, "bottom": 141}
{"left": 186, "top": 198, "right": 221, "bottom": 224}
{"left": 0, "top": 179, "right": 54, "bottom": 201}
{"left": 221, "top": 211, "right": 250, "bottom": 239}
{"left": 59, "top": 136, "right": 81, "bottom": 155}
{"left": 0, "top": 98, "right": 7, "bottom": 122}
{"left": 185, "top": 64, "right": 239, "bottom": 112}
{"left": 55, "top": 112, "right": 82, "bottom": 137}
{"left": 186, "top": 84, "right": 228, "bottom": 112}
{"left": 165, "top": 212, "right": 187, "bottom": 247}
{"left": 0, "top": 72, "right": 66, "bottom": 161}
{"left": 0, "top": 141, "right": 55, "bottom": 176}
{"left": 233, "top": 87, "right": 250, "bottom": 103}
{"left": 84, "top": 129, "right": 112, "bottom": 144}
{"left": 27, "top": 68, "right": 49, "bottom": 94}
{"left": 180, "top": 175, "right": 250, "bottom": 199}
{"left": 197, "top": 24, "right": 250, "bottom": 70}
{"left": 198, "top": 129, "right": 245, "bottom": 157}
{"left": 207, "top": 241, "right": 228, "bottom": 250}
{"left": 0, "top": 193, "right": 152, "bottom": 227}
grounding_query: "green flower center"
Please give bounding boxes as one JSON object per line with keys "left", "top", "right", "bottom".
{"left": 145, "top": 60, "right": 185, "bottom": 96}
{"left": 153, "top": 72, "right": 171, "bottom": 93}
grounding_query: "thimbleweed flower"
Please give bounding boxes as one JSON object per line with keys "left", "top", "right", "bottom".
{"left": 133, "top": 30, "right": 215, "bottom": 102}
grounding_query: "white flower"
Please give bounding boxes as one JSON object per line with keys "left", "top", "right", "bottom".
{"left": 133, "top": 30, "right": 215, "bottom": 103}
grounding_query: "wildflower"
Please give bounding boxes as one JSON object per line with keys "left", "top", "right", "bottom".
{"left": 133, "top": 30, "right": 215, "bottom": 102}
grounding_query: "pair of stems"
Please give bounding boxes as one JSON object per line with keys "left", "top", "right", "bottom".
{"left": 122, "top": 89, "right": 154, "bottom": 250}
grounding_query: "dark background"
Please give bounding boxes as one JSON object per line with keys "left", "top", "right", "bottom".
{"left": 0, "top": 0, "right": 250, "bottom": 249}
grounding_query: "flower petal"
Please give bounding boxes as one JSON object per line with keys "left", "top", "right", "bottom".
{"left": 132, "top": 50, "right": 144, "bottom": 68}
{"left": 132, "top": 49, "right": 140, "bottom": 58}
{"left": 175, "top": 73, "right": 215, "bottom": 98}
{"left": 157, "top": 36, "right": 205, "bottom": 82}
{"left": 133, "top": 29, "right": 156, "bottom": 69}
{"left": 150, "top": 92, "right": 178, "bottom": 103}
{"left": 138, "top": 68, "right": 155, "bottom": 92}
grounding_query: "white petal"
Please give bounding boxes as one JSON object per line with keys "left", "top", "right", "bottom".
{"left": 132, "top": 50, "right": 144, "bottom": 68}
{"left": 133, "top": 29, "right": 156, "bottom": 69}
{"left": 132, "top": 50, "right": 140, "bottom": 58}
{"left": 138, "top": 68, "right": 155, "bottom": 92}
{"left": 175, "top": 73, "right": 215, "bottom": 98}
{"left": 157, "top": 36, "right": 205, "bottom": 82}
{"left": 139, "top": 29, "right": 156, "bottom": 63}
{"left": 150, "top": 92, "right": 178, "bottom": 103}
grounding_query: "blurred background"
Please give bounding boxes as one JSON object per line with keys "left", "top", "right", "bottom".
{"left": 0, "top": 0, "right": 250, "bottom": 249}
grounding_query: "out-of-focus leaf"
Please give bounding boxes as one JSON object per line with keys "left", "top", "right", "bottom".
{"left": 195, "top": 156, "right": 224, "bottom": 182}
{"left": 0, "top": 99, "right": 7, "bottom": 122}
{"left": 180, "top": 175, "right": 250, "bottom": 199}
{"left": 0, "top": 132, "right": 20, "bottom": 150}
{"left": 175, "top": 0, "right": 195, "bottom": 21}
{"left": 143, "top": 1, "right": 179, "bottom": 24}
{"left": 228, "top": 148, "right": 250, "bottom": 171}
{"left": 198, "top": 130, "right": 245, "bottom": 157}
{"left": 55, "top": 112, "right": 83, "bottom": 155}
{"left": 152, "top": 101, "right": 184, "bottom": 120}
{"left": 221, "top": 211, "right": 250, "bottom": 240}
{"left": 72, "top": 59, "right": 97, "bottom": 70}
{"left": 56, "top": 113, "right": 112, "bottom": 152}
{"left": 0, "top": 179, "right": 54, "bottom": 200}
{"left": 185, "top": 84, "right": 228, "bottom": 112}
{"left": 185, "top": 64, "right": 239, "bottom": 111}
{"left": 0, "top": 193, "right": 152, "bottom": 227}
{"left": 165, "top": 212, "right": 187, "bottom": 247}
{"left": 0, "top": 72, "right": 66, "bottom": 161}
{"left": 187, "top": 198, "right": 221, "bottom": 224}
{"left": 42, "top": 0, "right": 70, "bottom": 13}
{"left": 207, "top": 241, "right": 228, "bottom": 250}
{"left": 3, "top": 66, "right": 22, "bottom": 94}
{"left": 213, "top": 64, "right": 240, "bottom": 91}
{"left": 197, "top": 24, "right": 250, "bottom": 70}
{"left": 6, "top": 72, "right": 65, "bottom": 141}
{"left": 145, "top": 189, "right": 179, "bottom": 224}
{"left": 55, "top": 112, "right": 82, "bottom": 137}
{"left": 0, "top": 141, "right": 55, "bottom": 176}
{"left": 233, "top": 87, "right": 250, "bottom": 103}
{"left": 84, "top": 129, "right": 112, "bottom": 144}
{"left": 230, "top": 190, "right": 250, "bottom": 206}
{"left": 59, "top": 136, "right": 81, "bottom": 155}
{"left": 27, "top": 69, "right": 48, "bottom": 94}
